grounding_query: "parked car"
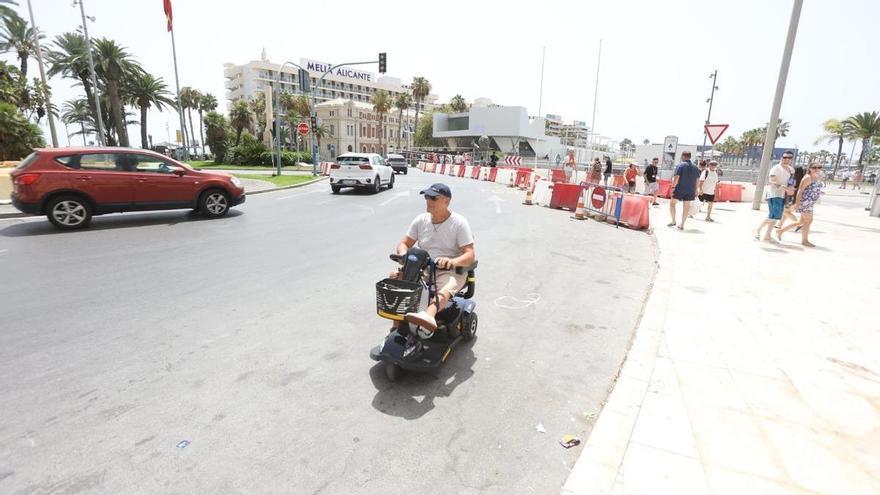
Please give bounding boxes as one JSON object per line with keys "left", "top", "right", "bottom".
{"left": 385, "top": 153, "right": 409, "bottom": 174}
{"left": 10, "top": 147, "right": 245, "bottom": 230}
{"left": 329, "top": 153, "right": 394, "bottom": 194}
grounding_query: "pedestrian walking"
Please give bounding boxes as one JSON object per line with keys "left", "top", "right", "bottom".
{"left": 777, "top": 162, "right": 824, "bottom": 247}
{"left": 668, "top": 151, "right": 701, "bottom": 230}
{"left": 776, "top": 163, "right": 805, "bottom": 230}
{"left": 852, "top": 170, "right": 862, "bottom": 190}
{"left": 754, "top": 151, "right": 795, "bottom": 242}
{"left": 489, "top": 151, "right": 498, "bottom": 168}
{"left": 603, "top": 157, "right": 613, "bottom": 185}
{"left": 589, "top": 158, "right": 602, "bottom": 184}
{"left": 625, "top": 163, "right": 639, "bottom": 193}
{"left": 698, "top": 160, "right": 721, "bottom": 222}
{"left": 644, "top": 157, "right": 660, "bottom": 206}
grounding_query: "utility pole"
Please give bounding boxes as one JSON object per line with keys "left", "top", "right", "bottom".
{"left": 535, "top": 46, "right": 546, "bottom": 169}
{"left": 752, "top": 0, "right": 803, "bottom": 210}
{"left": 26, "top": 0, "right": 58, "bottom": 147}
{"left": 589, "top": 40, "right": 602, "bottom": 162}
{"left": 75, "top": 0, "right": 104, "bottom": 146}
{"left": 700, "top": 70, "right": 719, "bottom": 162}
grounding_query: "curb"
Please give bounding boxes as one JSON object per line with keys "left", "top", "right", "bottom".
{"left": 0, "top": 177, "right": 329, "bottom": 220}
{"left": 246, "top": 176, "right": 328, "bottom": 195}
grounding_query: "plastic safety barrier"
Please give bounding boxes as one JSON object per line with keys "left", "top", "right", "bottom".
{"left": 439, "top": 164, "right": 446, "bottom": 175}
{"left": 471, "top": 166, "right": 482, "bottom": 179}
{"left": 458, "top": 165, "right": 466, "bottom": 178}
{"left": 551, "top": 170, "right": 567, "bottom": 183}
{"left": 488, "top": 167, "right": 499, "bottom": 182}
{"left": 656, "top": 179, "right": 673, "bottom": 198}
{"left": 611, "top": 194, "right": 652, "bottom": 230}
{"left": 515, "top": 170, "right": 532, "bottom": 189}
{"left": 495, "top": 168, "right": 516, "bottom": 186}
{"left": 549, "top": 183, "right": 582, "bottom": 211}
{"left": 532, "top": 179, "right": 554, "bottom": 206}
{"left": 714, "top": 183, "right": 743, "bottom": 202}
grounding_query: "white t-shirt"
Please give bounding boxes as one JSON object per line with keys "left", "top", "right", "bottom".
{"left": 406, "top": 211, "right": 474, "bottom": 259}
{"left": 700, "top": 169, "right": 719, "bottom": 194}
{"left": 767, "top": 164, "right": 792, "bottom": 199}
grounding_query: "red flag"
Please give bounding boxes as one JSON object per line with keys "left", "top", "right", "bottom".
{"left": 163, "top": 0, "right": 173, "bottom": 32}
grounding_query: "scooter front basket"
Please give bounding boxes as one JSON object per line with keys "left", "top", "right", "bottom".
{"left": 376, "top": 278, "right": 422, "bottom": 321}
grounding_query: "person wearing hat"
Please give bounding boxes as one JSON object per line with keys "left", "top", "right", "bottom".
{"left": 394, "top": 183, "right": 476, "bottom": 334}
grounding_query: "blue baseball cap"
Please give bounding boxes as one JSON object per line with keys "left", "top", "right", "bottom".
{"left": 420, "top": 183, "right": 452, "bottom": 198}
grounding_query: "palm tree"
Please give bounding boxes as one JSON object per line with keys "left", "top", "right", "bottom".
{"left": 410, "top": 77, "right": 431, "bottom": 150}
{"left": 371, "top": 89, "right": 391, "bottom": 156}
{"left": 61, "top": 98, "right": 90, "bottom": 145}
{"left": 314, "top": 123, "right": 328, "bottom": 156}
{"left": 197, "top": 93, "right": 217, "bottom": 155}
{"left": 449, "top": 94, "right": 468, "bottom": 113}
{"left": 842, "top": 111, "right": 880, "bottom": 172}
{"left": 179, "top": 87, "right": 202, "bottom": 152}
{"left": 47, "top": 33, "right": 101, "bottom": 126}
{"left": 642, "top": 138, "right": 650, "bottom": 145}
{"left": 815, "top": 118, "right": 848, "bottom": 180}
{"left": 229, "top": 99, "right": 251, "bottom": 145}
{"left": 1, "top": 1, "right": 19, "bottom": 21}
{"left": 0, "top": 12, "right": 41, "bottom": 79}
{"left": 393, "top": 92, "right": 411, "bottom": 150}
{"left": 92, "top": 38, "right": 141, "bottom": 147}
{"left": 123, "top": 72, "right": 175, "bottom": 149}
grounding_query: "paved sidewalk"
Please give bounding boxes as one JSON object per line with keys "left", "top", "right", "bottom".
{"left": 564, "top": 197, "right": 880, "bottom": 494}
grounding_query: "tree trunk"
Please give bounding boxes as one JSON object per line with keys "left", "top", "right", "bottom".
{"left": 18, "top": 50, "right": 27, "bottom": 79}
{"left": 140, "top": 105, "right": 149, "bottom": 149}
{"left": 413, "top": 100, "right": 421, "bottom": 149}
{"left": 832, "top": 136, "right": 843, "bottom": 180}
{"left": 198, "top": 109, "right": 205, "bottom": 157}
{"left": 108, "top": 80, "right": 128, "bottom": 147}
{"left": 235, "top": 127, "right": 243, "bottom": 145}
{"left": 397, "top": 108, "right": 403, "bottom": 149}
{"left": 857, "top": 138, "right": 869, "bottom": 173}
{"left": 187, "top": 108, "right": 197, "bottom": 156}
{"left": 378, "top": 115, "right": 383, "bottom": 156}
{"left": 80, "top": 121, "right": 86, "bottom": 145}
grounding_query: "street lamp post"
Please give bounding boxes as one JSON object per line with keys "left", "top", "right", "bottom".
{"left": 273, "top": 61, "right": 306, "bottom": 177}
{"left": 74, "top": 0, "right": 105, "bottom": 146}
{"left": 700, "top": 70, "right": 719, "bottom": 162}
{"left": 310, "top": 59, "right": 380, "bottom": 176}
{"left": 752, "top": 0, "right": 803, "bottom": 210}
{"left": 26, "top": 0, "right": 58, "bottom": 147}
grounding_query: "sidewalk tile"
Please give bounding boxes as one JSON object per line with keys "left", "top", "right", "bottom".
{"left": 730, "top": 371, "right": 826, "bottom": 429}
{"left": 630, "top": 392, "right": 698, "bottom": 457}
{"left": 704, "top": 466, "right": 817, "bottom": 495}
{"left": 647, "top": 356, "right": 682, "bottom": 398}
{"left": 583, "top": 408, "right": 640, "bottom": 469}
{"left": 602, "top": 375, "right": 649, "bottom": 416}
{"left": 562, "top": 459, "right": 618, "bottom": 495}
{"left": 687, "top": 405, "right": 788, "bottom": 482}
{"left": 675, "top": 361, "right": 748, "bottom": 410}
{"left": 617, "top": 443, "right": 709, "bottom": 495}
{"left": 759, "top": 417, "right": 880, "bottom": 495}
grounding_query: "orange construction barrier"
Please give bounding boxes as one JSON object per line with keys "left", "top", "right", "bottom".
{"left": 611, "top": 194, "right": 652, "bottom": 230}
{"left": 488, "top": 168, "right": 499, "bottom": 182}
{"left": 471, "top": 166, "right": 481, "bottom": 179}
{"left": 549, "top": 183, "right": 581, "bottom": 211}
{"left": 551, "top": 170, "right": 567, "bottom": 183}
{"left": 439, "top": 163, "right": 446, "bottom": 175}
{"left": 515, "top": 170, "right": 531, "bottom": 189}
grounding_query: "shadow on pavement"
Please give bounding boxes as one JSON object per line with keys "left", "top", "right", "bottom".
{"left": 369, "top": 339, "right": 477, "bottom": 420}
{"left": 0, "top": 210, "right": 244, "bottom": 237}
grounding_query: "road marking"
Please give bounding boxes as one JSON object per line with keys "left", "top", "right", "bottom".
{"left": 0, "top": 249, "right": 8, "bottom": 255}
{"left": 488, "top": 195, "right": 504, "bottom": 214}
{"left": 379, "top": 190, "right": 410, "bottom": 207}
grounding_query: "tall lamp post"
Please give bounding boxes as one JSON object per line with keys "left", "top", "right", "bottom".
{"left": 310, "top": 58, "right": 381, "bottom": 176}
{"left": 752, "top": 0, "right": 803, "bottom": 210}
{"left": 73, "top": 0, "right": 105, "bottom": 146}
{"left": 273, "top": 61, "right": 306, "bottom": 177}
{"left": 26, "top": 0, "right": 58, "bottom": 147}
{"left": 700, "top": 70, "right": 719, "bottom": 162}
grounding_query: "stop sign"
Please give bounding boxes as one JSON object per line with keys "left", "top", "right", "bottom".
{"left": 297, "top": 122, "right": 310, "bottom": 136}
{"left": 591, "top": 186, "right": 607, "bottom": 209}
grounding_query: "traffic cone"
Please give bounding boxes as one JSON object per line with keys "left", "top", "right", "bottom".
{"left": 523, "top": 188, "right": 534, "bottom": 205}
{"left": 572, "top": 193, "right": 587, "bottom": 220}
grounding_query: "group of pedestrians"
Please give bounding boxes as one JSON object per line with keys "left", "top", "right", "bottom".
{"left": 755, "top": 150, "right": 823, "bottom": 247}
{"left": 667, "top": 152, "right": 721, "bottom": 229}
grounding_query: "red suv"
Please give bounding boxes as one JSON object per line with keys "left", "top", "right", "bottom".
{"left": 10, "top": 148, "right": 245, "bottom": 230}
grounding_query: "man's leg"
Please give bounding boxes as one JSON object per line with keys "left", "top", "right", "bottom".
{"left": 669, "top": 198, "right": 678, "bottom": 226}
{"left": 680, "top": 201, "right": 689, "bottom": 229}
{"left": 706, "top": 200, "right": 714, "bottom": 220}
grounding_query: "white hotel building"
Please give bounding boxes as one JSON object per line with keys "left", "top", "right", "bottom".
{"left": 224, "top": 54, "right": 439, "bottom": 158}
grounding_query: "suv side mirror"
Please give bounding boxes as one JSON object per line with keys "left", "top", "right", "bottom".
{"left": 173, "top": 168, "right": 186, "bottom": 176}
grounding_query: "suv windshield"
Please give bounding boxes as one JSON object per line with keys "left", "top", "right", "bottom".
{"left": 338, "top": 156, "right": 369, "bottom": 165}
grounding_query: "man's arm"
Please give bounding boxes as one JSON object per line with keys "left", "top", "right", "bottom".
{"left": 396, "top": 236, "right": 416, "bottom": 256}
{"left": 436, "top": 244, "right": 475, "bottom": 270}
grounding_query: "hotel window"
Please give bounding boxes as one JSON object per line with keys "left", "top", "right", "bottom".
{"left": 347, "top": 108, "right": 352, "bottom": 117}
{"left": 329, "top": 125, "right": 334, "bottom": 136}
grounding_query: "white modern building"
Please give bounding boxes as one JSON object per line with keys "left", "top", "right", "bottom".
{"left": 433, "top": 103, "right": 566, "bottom": 161}
{"left": 223, "top": 52, "right": 439, "bottom": 108}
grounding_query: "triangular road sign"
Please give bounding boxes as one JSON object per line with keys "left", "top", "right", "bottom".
{"left": 704, "top": 124, "right": 729, "bottom": 145}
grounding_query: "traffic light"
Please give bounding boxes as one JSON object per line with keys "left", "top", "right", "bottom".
{"left": 310, "top": 115, "right": 318, "bottom": 133}
{"left": 378, "top": 52, "right": 386, "bottom": 74}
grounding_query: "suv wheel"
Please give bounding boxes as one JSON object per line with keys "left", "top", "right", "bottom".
{"left": 47, "top": 195, "right": 92, "bottom": 230}
{"left": 388, "top": 174, "right": 395, "bottom": 189}
{"left": 200, "top": 189, "right": 230, "bottom": 218}
{"left": 331, "top": 185, "right": 341, "bottom": 194}
{"left": 372, "top": 176, "right": 381, "bottom": 194}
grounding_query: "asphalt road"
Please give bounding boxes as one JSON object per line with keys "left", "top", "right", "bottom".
{"left": 0, "top": 169, "right": 656, "bottom": 494}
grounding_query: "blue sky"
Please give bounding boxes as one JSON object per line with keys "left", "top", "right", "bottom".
{"left": 8, "top": 0, "right": 879, "bottom": 154}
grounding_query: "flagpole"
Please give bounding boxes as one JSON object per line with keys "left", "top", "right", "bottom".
{"left": 168, "top": 22, "right": 189, "bottom": 160}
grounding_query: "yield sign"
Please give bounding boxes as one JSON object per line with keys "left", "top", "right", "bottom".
{"left": 704, "top": 124, "right": 729, "bottom": 145}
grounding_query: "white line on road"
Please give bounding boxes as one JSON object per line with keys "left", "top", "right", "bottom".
{"left": 488, "top": 195, "right": 504, "bottom": 214}
{"left": 379, "top": 190, "right": 410, "bottom": 207}
{"left": 0, "top": 249, "right": 8, "bottom": 255}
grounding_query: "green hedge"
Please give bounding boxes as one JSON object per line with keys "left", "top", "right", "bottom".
{"left": 227, "top": 134, "right": 311, "bottom": 165}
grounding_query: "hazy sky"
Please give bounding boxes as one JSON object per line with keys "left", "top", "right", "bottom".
{"left": 9, "top": 0, "right": 879, "bottom": 154}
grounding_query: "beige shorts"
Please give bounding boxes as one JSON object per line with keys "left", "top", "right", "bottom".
{"left": 429, "top": 271, "right": 468, "bottom": 298}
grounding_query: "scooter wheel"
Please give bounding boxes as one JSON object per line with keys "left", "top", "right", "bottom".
{"left": 385, "top": 362, "right": 401, "bottom": 381}
{"left": 462, "top": 313, "right": 478, "bottom": 341}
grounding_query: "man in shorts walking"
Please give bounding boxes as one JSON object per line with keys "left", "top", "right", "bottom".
{"left": 668, "top": 151, "right": 701, "bottom": 230}
{"left": 698, "top": 160, "right": 720, "bottom": 222}
{"left": 755, "top": 151, "right": 795, "bottom": 241}
{"left": 644, "top": 157, "right": 660, "bottom": 206}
